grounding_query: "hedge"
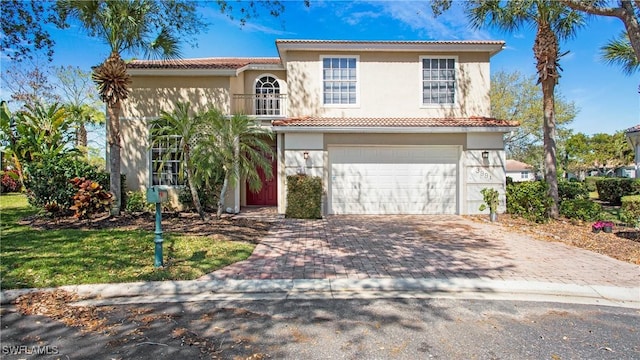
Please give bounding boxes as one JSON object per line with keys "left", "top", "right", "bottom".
{"left": 595, "top": 178, "right": 640, "bottom": 205}
{"left": 621, "top": 195, "right": 640, "bottom": 227}
{"left": 558, "top": 180, "right": 589, "bottom": 201}
{"left": 506, "top": 181, "right": 552, "bottom": 223}
{"left": 585, "top": 176, "right": 605, "bottom": 192}
{"left": 286, "top": 174, "right": 322, "bottom": 219}
{"left": 559, "top": 199, "right": 601, "bottom": 221}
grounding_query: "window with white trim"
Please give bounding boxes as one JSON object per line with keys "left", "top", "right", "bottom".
{"left": 255, "top": 75, "right": 281, "bottom": 115}
{"left": 521, "top": 171, "right": 529, "bottom": 179}
{"left": 150, "top": 134, "right": 184, "bottom": 186}
{"left": 422, "top": 58, "right": 456, "bottom": 105}
{"left": 322, "top": 57, "right": 357, "bottom": 105}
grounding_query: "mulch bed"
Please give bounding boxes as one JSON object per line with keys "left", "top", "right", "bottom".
{"left": 469, "top": 214, "right": 640, "bottom": 265}
{"left": 19, "top": 211, "right": 273, "bottom": 244}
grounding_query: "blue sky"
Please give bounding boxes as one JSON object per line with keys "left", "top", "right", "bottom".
{"left": 5, "top": 0, "right": 640, "bottom": 135}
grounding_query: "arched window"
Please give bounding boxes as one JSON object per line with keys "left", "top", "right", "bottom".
{"left": 255, "top": 76, "right": 280, "bottom": 115}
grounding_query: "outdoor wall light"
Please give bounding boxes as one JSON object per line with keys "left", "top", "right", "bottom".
{"left": 482, "top": 151, "right": 489, "bottom": 159}
{"left": 303, "top": 151, "right": 309, "bottom": 160}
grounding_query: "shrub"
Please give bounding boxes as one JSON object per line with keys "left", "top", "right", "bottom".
{"left": 69, "top": 177, "right": 113, "bottom": 219}
{"left": 595, "top": 178, "right": 640, "bottom": 204}
{"left": 585, "top": 176, "right": 605, "bottom": 192}
{"left": 125, "top": 190, "right": 148, "bottom": 213}
{"left": 178, "top": 184, "right": 220, "bottom": 212}
{"left": 558, "top": 181, "right": 589, "bottom": 201}
{"left": 24, "top": 154, "right": 101, "bottom": 215}
{"left": 286, "top": 174, "right": 322, "bottom": 219}
{"left": 620, "top": 195, "right": 640, "bottom": 227}
{"left": 506, "top": 181, "right": 553, "bottom": 223}
{"left": 559, "top": 199, "right": 602, "bottom": 221}
{"left": 1, "top": 169, "right": 21, "bottom": 192}
{"left": 479, "top": 187, "right": 499, "bottom": 213}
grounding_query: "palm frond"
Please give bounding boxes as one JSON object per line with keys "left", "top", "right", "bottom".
{"left": 601, "top": 32, "right": 640, "bottom": 75}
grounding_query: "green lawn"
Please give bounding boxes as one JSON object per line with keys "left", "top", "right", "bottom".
{"left": 0, "top": 193, "right": 254, "bottom": 289}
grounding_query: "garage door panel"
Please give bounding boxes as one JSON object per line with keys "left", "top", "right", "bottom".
{"left": 330, "top": 146, "right": 458, "bottom": 215}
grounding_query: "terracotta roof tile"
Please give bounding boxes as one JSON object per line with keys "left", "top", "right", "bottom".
{"left": 127, "top": 57, "right": 281, "bottom": 69}
{"left": 506, "top": 160, "right": 533, "bottom": 172}
{"left": 276, "top": 39, "right": 505, "bottom": 46}
{"left": 271, "top": 116, "right": 518, "bottom": 128}
{"left": 625, "top": 124, "right": 640, "bottom": 133}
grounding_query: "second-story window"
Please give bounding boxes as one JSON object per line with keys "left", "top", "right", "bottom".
{"left": 422, "top": 58, "right": 456, "bottom": 105}
{"left": 255, "top": 75, "right": 280, "bottom": 116}
{"left": 322, "top": 56, "right": 357, "bottom": 105}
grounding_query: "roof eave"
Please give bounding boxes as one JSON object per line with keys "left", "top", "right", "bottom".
{"left": 271, "top": 126, "right": 518, "bottom": 134}
{"left": 127, "top": 68, "right": 239, "bottom": 76}
{"left": 276, "top": 40, "right": 506, "bottom": 63}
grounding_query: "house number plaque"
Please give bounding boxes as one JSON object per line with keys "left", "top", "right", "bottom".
{"left": 473, "top": 167, "right": 493, "bottom": 180}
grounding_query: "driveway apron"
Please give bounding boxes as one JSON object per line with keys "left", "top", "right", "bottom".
{"left": 203, "top": 215, "right": 640, "bottom": 288}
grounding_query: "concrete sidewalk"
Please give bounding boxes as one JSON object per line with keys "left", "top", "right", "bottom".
{"left": 2, "top": 277, "right": 639, "bottom": 309}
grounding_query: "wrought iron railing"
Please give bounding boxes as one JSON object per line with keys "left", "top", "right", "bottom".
{"left": 232, "top": 94, "right": 287, "bottom": 117}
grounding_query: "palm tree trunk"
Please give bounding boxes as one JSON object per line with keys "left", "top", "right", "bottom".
{"left": 217, "top": 173, "right": 230, "bottom": 219}
{"left": 107, "top": 100, "right": 122, "bottom": 215}
{"left": 77, "top": 122, "right": 88, "bottom": 148}
{"left": 184, "top": 151, "right": 206, "bottom": 220}
{"left": 534, "top": 22, "right": 560, "bottom": 218}
{"left": 542, "top": 78, "right": 559, "bottom": 217}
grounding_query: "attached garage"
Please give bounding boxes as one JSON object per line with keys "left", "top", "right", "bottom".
{"left": 328, "top": 146, "right": 460, "bottom": 214}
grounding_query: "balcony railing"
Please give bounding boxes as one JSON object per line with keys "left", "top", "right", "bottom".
{"left": 232, "top": 94, "right": 288, "bottom": 117}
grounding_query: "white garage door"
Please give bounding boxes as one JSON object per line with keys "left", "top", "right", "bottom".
{"left": 329, "top": 146, "right": 459, "bottom": 214}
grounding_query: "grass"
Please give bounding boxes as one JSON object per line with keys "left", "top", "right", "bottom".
{"left": 0, "top": 193, "right": 254, "bottom": 289}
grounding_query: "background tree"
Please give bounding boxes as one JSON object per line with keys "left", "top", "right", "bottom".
{"left": 491, "top": 70, "right": 578, "bottom": 160}
{"left": 55, "top": 66, "right": 106, "bottom": 149}
{"left": 150, "top": 102, "right": 207, "bottom": 220}
{"left": 561, "top": 0, "right": 640, "bottom": 65}
{"left": 565, "top": 131, "right": 634, "bottom": 176}
{"left": 55, "top": 0, "right": 205, "bottom": 215}
{"left": 193, "top": 112, "right": 274, "bottom": 219}
{"left": 0, "top": 0, "right": 56, "bottom": 62}
{"left": 434, "top": 0, "right": 585, "bottom": 218}
{"left": 2, "top": 59, "right": 60, "bottom": 109}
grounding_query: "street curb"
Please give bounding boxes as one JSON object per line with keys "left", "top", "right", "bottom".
{"left": 2, "top": 278, "right": 639, "bottom": 308}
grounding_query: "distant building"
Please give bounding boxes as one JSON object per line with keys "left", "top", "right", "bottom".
{"left": 506, "top": 160, "right": 534, "bottom": 182}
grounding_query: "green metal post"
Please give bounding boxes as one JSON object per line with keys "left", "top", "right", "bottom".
{"left": 154, "top": 202, "right": 163, "bottom": 267}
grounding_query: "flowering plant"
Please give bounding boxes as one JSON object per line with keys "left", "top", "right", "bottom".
{"left": 592, "top": 221, "right": 614, "bottom": 230}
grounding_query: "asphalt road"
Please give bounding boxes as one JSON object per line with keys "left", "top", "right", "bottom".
{"left": 2, "top": 298, "right": 639, "bottom": 359}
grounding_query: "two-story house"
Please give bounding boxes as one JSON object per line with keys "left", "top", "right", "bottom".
{"left": 121, "top": 39, "right": 517, "bottom": 215}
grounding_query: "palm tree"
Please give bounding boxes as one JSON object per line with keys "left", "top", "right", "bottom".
{"left": 194, "top": 111, "right": 274, "bottom": 219}
{"left": 466, "top": 0, "right": 585, "bottom": 218}
{"left": 150, "top": 102, "right": 207, "bottom": 220}
{"left": 55, "top": 0, "right": 201, "bottom": 215}
{"left": 602, "top": 32, "right": 640, "bottom": 75}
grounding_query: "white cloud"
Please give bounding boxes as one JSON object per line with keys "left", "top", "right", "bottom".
{"left": 365, "top": 1, "right": 492, "bottom": 40}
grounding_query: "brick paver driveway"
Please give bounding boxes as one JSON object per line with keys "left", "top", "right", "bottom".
{"left": 204, "top": 215, "right": 640, "bottom": 288}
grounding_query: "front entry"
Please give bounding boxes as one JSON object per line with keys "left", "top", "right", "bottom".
{"left": 246, "top": 156, "right": 277, "bottom": 206}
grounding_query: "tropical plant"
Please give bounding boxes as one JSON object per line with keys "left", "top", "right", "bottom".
{"left": 602, "top": 32, "right": 640, "bottom": 75}
{"left": 69, "top": 177, "right": 113, "bottom": 219}
{"left": 561, "top": 0, "right": 640, "bottom": 67}
{"left": 193, "top": 111, "right": 274, "bottom": 218}
{"left": 436, "top": 0, "right": 586, "bottom": 218}
{"left": 55, "top": 65, "right": 106, "bottom": 148}
{"left": 150, "top": 102, "right": 207, "bottom": 220}
{"left": 55, "top": 0, "right": 204, "bottom": 215}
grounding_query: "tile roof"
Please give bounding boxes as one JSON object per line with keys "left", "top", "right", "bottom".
{"left": 625, "top": 124, "right": 640, "bottom": 133}
{"left": 276, "top": 39, "right": 505, "bottom": 46}
{"left": 271, "top": 116, "right": 518, "bottom": 128}
{"left": 127, "top": 57, "right": 281, "bottom": 69}
{"left": 506, "top": 160, "right": 533, "bottom": 172}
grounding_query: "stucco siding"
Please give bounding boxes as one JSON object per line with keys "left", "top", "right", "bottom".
{"left": 324, "top": 133, "right": 466, "bottom": 147}
{"left": 122, "top": 76, "right": 231, "bottom": 118}
{"left": 285, "top": 51, "right": 491, "bottom": 118}
{"left": 121, "top": 117, "right": 150, "bottom": 192}
{"left": 463, "top": 150, "right": 506, "bottom": 214}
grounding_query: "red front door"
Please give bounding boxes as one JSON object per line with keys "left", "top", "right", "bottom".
{"left": 246, "top": 156, "right": 277, "bottom": 206}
